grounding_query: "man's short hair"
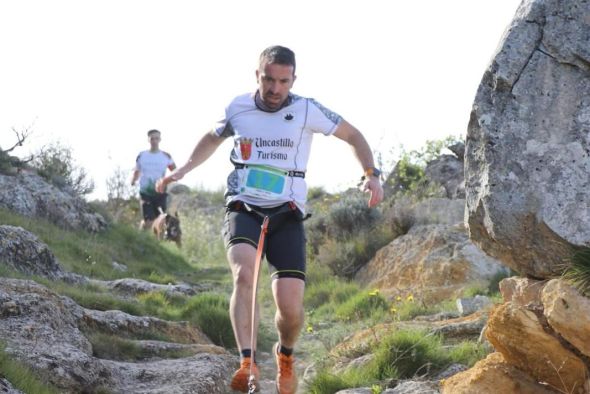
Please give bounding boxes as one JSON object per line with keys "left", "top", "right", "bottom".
{"left": 259, "top": 46, "right": 296, "bottom": 74}
{"left": 147, "top": 129, "right": 161, "bottom": 137}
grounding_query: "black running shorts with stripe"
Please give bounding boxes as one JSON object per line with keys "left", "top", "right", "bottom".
{"left": 222, "top": 202, "right": 306, "bottom": 281}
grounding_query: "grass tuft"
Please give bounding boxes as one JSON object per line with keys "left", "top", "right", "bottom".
{"left": 563, "top": 247, "right": 590, "bottom": 297}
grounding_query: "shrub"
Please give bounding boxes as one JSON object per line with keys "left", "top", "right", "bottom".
{"left": 370, "top": 329, "right": 447, "bottom": 380}
{"left": 325, "top": 193, "right": 381, "bottom": 240}
{"left": 447, "top": 340, "right": 489, "bottom": 367}
{"left": 180, "top": 293, "right": 235, "bottom": 348}
{"left": 32, "top": 141, "right": 94, "bottom": 196}
{"left": 307, "top": 372, "right": 350, "bottom": 394}
{"left": 317, "top": 227, "right": 392, "bottom": 278}
{"left": 334, "top": 290, "right": 389, "bottom": 321}
{"left": 383, "top": 196, "right": 416, "bottom": 237}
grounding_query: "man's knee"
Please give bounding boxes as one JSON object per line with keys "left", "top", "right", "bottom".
{"left": 227, "top": 243, "right": 257, "bottom": 287}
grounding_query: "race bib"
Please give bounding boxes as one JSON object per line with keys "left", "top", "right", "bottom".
{"left": 240, "top": 165, "right": 287, "bottom": 199}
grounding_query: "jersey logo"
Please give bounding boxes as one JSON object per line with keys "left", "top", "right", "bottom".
{"left": 239, "top": 138, "right": 253, "bottom": 160}
{"left": 284, "top": 113, "right": 294, "bottom": 121}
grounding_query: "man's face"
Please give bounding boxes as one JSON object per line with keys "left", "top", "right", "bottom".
{"left": 148, "top": 133, "right": 161, "bottom": 149}
{"left": 256, "top": 62, "right": 296, "bottom": 110}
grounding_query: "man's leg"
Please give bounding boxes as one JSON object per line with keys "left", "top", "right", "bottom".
{"left": 227, "top": 243, "right": 260, "bottom": 392}
{"left": 272, "top": 277, "right": 304, "bottom": 394}
{"left": 227, "top": 243, "right": 259, "bottom": 351}
{"left": 139, "top": 193, "right": 155, "bottom": 231}
{"left": 272, "top": 278, "right": 305, "bottom": 348}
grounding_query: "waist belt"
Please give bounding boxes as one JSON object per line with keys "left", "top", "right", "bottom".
{"left": 234, "top": 163, "right": 305, "bottom": 179}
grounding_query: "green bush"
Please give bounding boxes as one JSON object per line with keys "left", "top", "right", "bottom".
{"left": 334, "top": 290, "right": 389, "bottom": 321}
{"left": 325, "top": 193, "right": 381, "bottom": 240}
{"left": 307, "top": 372, "right": 350, "bottom": 394}
{"left": 370, "top": 329, "right": 447, "bottom": 380}
{"left": 180, "top": 293, "right": 235, "bottom": 348}
{"left": 447, "top": 340, "right": 489, "bottom": 367}
{"left": 32, "top": 141, "right": 94, "bottom": 196}
{"left": 317, "top": 228, "right": 392, "bottom": 278}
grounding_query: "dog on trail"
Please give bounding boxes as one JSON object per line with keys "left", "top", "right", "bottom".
{"left": 152, "top": 208, "right": 182, "bottom": 248}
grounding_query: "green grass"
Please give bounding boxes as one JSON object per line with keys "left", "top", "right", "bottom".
{"left": 563, "top": 247, "right": 590, "bottom": 297}
{"left": 88, "top": 332, "right": 194, "bottom": 361}
{"left": 0, "top": 342, "right": 61, "bottom": 394}
{"left": 447, "top": 340, "right": 489, "bottom": 367}
{"left": 0, "top": 207, "right": 192, "bottom": 282}
{"left": 180, "top": 293, "right": 236, "bottom": 349}
{"left": 308, "top": 329, "right": 491, "bottom": 393}
{"left": 334, "top": 290, "right": 390, "bottom": 321}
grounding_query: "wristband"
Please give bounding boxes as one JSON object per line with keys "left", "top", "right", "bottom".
{"left": 364, "top": 167, "right": 382, "bottom": 178}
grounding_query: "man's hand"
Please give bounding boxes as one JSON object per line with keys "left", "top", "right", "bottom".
{"left": 362, "top": 176, "right": 384, "bottom": 208}
{"left": 155, "top": 171, "right": 184, "bottom": 193}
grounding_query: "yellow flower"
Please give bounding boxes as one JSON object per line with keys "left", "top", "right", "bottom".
{"left": 390, "top": 307, "right": 397, "bottom": 314}
{"left": 306, "top": 324, "right": 314, "bottom": 333}
{"left": 395, "top": 296, "right": 402, "bottom": 302}
{"left": 406, "top": 294, "right": 414, "bottom": 302}
{"left": 369, "top": 289, "right": 380, "bottom": 297}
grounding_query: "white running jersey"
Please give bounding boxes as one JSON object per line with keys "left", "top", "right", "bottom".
{"left": 135, "top": 150, "right": 175, "bottom": 194}
{"left": 214, "top": 92, "right": 343, "bottom": 211}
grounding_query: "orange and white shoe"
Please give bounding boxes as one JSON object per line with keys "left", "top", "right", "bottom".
{"left": 230, "top": 357, "right": 259, "bottom": 393}
{"left": 273, "top": 343, "right": 298, "bottom": 394}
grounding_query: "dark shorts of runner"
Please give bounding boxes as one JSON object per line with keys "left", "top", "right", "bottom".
{"left": 139, "top": 192, "right": 168, "bottom": 221}
{"left": 222, "top": 200, "right": 306, "bottom": 281}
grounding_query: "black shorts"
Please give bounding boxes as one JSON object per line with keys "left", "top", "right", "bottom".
{"left": 140, "top": 192, "right": 168, "bottom": 221}
{"left": 222, "top": 201, "right": 306, "bottom": 281}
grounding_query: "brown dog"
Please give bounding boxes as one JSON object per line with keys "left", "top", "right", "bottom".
{"left": 152, "top": 208, "right": 182, "bottom": 248}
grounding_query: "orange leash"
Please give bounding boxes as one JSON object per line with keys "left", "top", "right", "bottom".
{"left": 248, "top": 216, "right": 269, "bottom": 394}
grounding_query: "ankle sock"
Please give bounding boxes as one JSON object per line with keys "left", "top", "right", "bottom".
{"left": 240, "top": 348, "right": 256, "bottom": 362}
{"left": 278, "top": 344, "right": 293, "bottom": 356}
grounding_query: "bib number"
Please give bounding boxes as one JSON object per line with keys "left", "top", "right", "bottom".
{"left": 240, "top": 165, "right": 287, "bottom": 199}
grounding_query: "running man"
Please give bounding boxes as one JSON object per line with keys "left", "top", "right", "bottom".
{"left": 132, "top": 129, "right": 176, "bottom": 230}
{"left": 156, "top": 45, "right": 383, "bottom": 393}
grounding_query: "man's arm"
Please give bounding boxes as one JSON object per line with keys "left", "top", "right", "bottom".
{"left": 131, "top": 169, "right": 140, "bottom": 186}
{"left": 332, "top": 120, "right": 384, "bottom": 207}
{"left": 156, "top": 130, "right": 225, "bottom": 192}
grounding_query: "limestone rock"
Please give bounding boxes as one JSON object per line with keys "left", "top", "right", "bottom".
{"left": 542, "top": 279, "right": 590, "bottom": 358}
{"left": 0, "top": 379, "right": 23, "bottom": 394}
{"left": 102, "top": 278, "right": 209, "bottom": 298}
{"left": 0, "top": 225, "right": 73, "bottom": 282}
{"left": 0, "top": 278, "right": 234, "bottom": 393}
{"left": 413, "top": 198, "right": 466, "bottom": 227}
{"left": 441, "top": 352, "right": 559, "bottom": 393}
{"left": 486, "top": 302, "right": 588, "bottom": 393}
{"left": 456, "top": 295, "right": 493, "bottom": 316}
{"left": 425, "top": 154, "right": 465, "bottom": 199}
{"left": 0, "top": 172, "right": 106, "bottom": 233}
{"left": 355, "top": 224, "right": 507, "bottom": 303}
{"left": 499, "top": 276, "right": 546, "bottom": 306}
{"left": 465, "top": 0, "right": 590, "bottom": 278}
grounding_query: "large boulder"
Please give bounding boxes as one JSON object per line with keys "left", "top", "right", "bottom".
{"left": 355, "top": 224, "right": 507, "bottom": 303}
{"left": 0, "top": 172, "right": 106, "bottom": 233}
{"left": 542, "top": 279, "right": 590, "bottom": 358}
{"left": 465, "top": 0, "right": 590, "bottom": 278}
{"left": 0, "top": 225, "right": 82, "bottom": 283}
{"left": 485, "top": 301, "right": 588, "bottom": 393}
{"left": 442, "top": 352, "right": 559, "bottom": 394}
